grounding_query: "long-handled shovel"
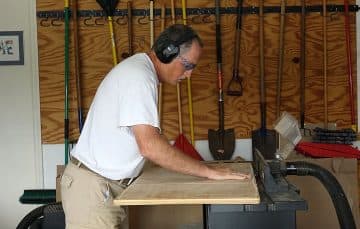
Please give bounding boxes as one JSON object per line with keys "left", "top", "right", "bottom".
{"left": 344, "top": 0, "right": 356, "bottom": 131}
{"left": 227, "top": 0, "right": 244, "bottom": 96}
{"left": 208, "top": 0, "right": 235, "bottom": 160}
{"left": 251, "top": 0, "right": 276, "bottom": 159}
{"left": 172, "top": 0, "right": 203, "bottom": 160}
{"left": 96, "top": 0, "right": 119, "bottom": 66}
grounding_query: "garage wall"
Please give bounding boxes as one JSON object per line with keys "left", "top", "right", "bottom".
{"left": 36, "top": 0, "right": 358, "bottom": 144}
{"left": 0, "top": 0, "right": 42, "bottom": 228}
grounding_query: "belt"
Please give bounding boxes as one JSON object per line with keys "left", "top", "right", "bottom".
{"left": 70, "top": 157, "right": 134, "bottom": 186}
{"left": 71, "top": 157, "right": 92, "bottom": 172}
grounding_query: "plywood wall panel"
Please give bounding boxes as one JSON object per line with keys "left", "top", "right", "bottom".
{"left": 37, "top": 0, "right": 357, "bottom": 143}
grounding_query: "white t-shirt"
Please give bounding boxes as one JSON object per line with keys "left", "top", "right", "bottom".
{"left": 71, "top": 53, "right": 160, "bottom": 180}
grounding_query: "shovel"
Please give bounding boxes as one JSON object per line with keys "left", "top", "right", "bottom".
{"left": 251, "top": 0, "right": 276, "bottom": 160}
{"left": 208, "top": 0, "right": 235, "bottom": 160}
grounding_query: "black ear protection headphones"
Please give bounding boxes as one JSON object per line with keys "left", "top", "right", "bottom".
{"left": 155, "top": 42, "right": 180, "bottom": 64}
{"left": 154, "top": 25, "right": 197, "bottom": 64}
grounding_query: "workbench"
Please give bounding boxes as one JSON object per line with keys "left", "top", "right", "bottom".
{"left": 114, "top": 161, "right": 306, "bottom": 229}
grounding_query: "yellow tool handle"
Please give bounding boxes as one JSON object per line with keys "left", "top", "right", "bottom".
{"left": 181, "top": 0, "right": 187, "bottom": 25}
{"left": 158, "top": 4, "right": 165, "bottom": 127}
{"left": 181, "top": 0, "right": 195, "bottom": 144}
{"left": 108, "top": 16, "right": 118, "bottom": 66}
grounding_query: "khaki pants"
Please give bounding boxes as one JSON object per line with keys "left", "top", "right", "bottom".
{"left": 61, "top": 162, "right": 129, "bottom": 229}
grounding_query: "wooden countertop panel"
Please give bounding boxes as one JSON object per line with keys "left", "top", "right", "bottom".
{"left": 114, "top": 162, "right": 260, "bottom": 205}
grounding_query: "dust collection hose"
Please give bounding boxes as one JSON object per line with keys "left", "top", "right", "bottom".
{"left": 285, "top": 161, "right": 356, "bottom": 229}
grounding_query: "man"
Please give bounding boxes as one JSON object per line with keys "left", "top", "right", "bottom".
{"left": 61, "top": 24, "right": 249, "bottom": 229}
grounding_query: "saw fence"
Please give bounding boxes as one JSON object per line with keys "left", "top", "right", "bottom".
{"left": 36, "top": 0, "right": 358, "bottom": 144}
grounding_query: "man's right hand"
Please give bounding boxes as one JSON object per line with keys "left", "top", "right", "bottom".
{"left": 207, "top": 166, "right": 251, "bottom": 181}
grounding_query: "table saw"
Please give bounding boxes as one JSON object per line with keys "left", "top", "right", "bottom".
{"left": 204, "top": 149, "right": 307, "bottom": 229}
{"left": 114, "top": 148, "right": 308, "bottom": 228}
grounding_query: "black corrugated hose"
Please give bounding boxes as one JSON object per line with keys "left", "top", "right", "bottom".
{"left": 285, "top": 161, "right": 356, "bottom": 229}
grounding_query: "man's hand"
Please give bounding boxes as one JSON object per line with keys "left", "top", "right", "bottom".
{"left": 207, "top": 166, "right": 251, "bottom": 180}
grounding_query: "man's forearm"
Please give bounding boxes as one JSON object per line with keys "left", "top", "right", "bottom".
{"left": 147, "top": 135, "right": 212, "bottom": 178}
{"left": 132, "top": 124, "right": 212, "bottom": 178}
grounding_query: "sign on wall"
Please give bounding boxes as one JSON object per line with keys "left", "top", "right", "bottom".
{"left": 0, "top": 31, "right": 24, "bottom": 65}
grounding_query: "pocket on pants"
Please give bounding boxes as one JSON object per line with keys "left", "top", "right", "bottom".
{"left": 93, "top": 180, "right": 117, "bottom": 207}
{"left": 89, "top": 180, "right": 128, "bottom": 228}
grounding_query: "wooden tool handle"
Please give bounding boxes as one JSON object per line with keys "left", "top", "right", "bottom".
{"left": 259, "top": 0, "right": 266, "bottom": 130}
{"left": 276, "top": 0, "right": 286, "bottom": 118}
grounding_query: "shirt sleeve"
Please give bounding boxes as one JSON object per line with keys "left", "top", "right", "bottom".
{"left": 116, "top": 74, "right": 159, "bottom": 129}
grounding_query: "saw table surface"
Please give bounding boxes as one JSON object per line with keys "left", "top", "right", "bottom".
{"left": 114, "top": 162, "right": 260, "bottom": 206}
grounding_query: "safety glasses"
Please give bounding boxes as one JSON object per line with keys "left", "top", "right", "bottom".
{"left": 178, "top": 55, "right": 196, "bottom": 71}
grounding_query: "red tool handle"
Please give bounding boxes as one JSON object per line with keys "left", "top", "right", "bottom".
{"left": 344, "top": 0, "right": 356, "bottom": 130}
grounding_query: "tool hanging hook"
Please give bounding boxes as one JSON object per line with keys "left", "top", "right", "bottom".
{"left": 39, "top": 17, "right": 51, "bottom": 27}
{"left": 95, "top": 17, "right": 105, "bottom": 25}
{"left": 116, "top": 15, "right": 127, "bottom": 25}
{"left": 329, "top": 11, "right": 339, "bottom": 21}
{"left": 191, "top": 9, "right": 202, "bottom": 24}
{"left": 137, "top": 10, "right": 149, "bottom": 25}
{"left": 84, "top": 16, "right": 96, "bottom": 26}
{"left": 202, "top": 10, "right": 214, "bottom": 23}
{"left": 51, "top": 16, "right": 63, "bottom": 26}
